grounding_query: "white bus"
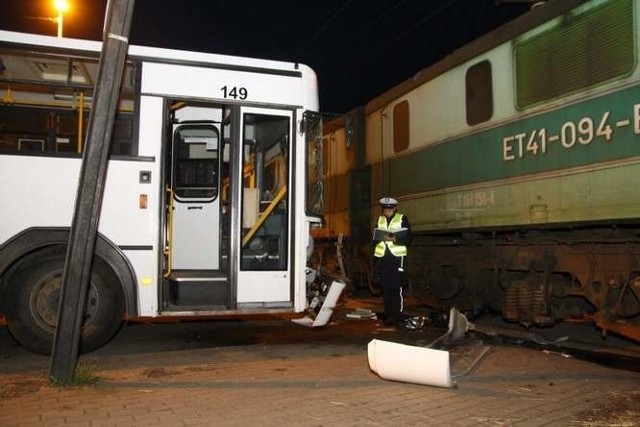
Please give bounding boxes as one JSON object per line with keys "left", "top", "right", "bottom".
{"left": 0, "top": 30, "right": 325, "bottom": 355}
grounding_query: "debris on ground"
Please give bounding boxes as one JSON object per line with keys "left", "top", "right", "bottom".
{"left": 448, "top": 338, "right": 491, "bottom": 378}
{"left": 292, "top": 280, "right": 346, "bottom": 327}
{"left": 368, "top": 307, "right": 492, "bottom": 388}
{"left": 368, "top": 339, "right": 454, "bottom": 388}
{"left": 428, "top": 307, "right": 475, "bottom": 348}
{"left": 346, "top": 308, "right": 377, "bottom": 320}
{"left": 399, "top": 315, "right": 430, "bottom": 330}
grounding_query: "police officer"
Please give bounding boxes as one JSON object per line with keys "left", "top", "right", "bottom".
{"left": 373, "top": 197, "right": 412, "bottom": 328}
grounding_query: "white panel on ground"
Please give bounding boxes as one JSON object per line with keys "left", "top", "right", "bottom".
{"left": 368, "top": 339, "right": 454, "bottom": 388}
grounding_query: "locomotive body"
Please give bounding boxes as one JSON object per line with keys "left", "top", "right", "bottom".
{"left": 319, "top": 0, "right": 640, "bottom": 342}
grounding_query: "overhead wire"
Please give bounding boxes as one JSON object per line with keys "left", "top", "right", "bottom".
{"left": 341, "top": 0, "right": 409, "bottom": 48}
{"left": 319, "top": 0, "right": 461, "bottom": 106}
{"left": 359, "top": 0, "right": 461, "bottom": 65}
{"left": 294, "top": 0, "right": 356, "bottom": 59}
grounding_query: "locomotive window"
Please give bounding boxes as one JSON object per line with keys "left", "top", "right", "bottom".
{"left": 514, "top": 0, "right": 634, "bottom": 109}
{"left": 466, "top": 60, "right": 493, "bottom": 125}
{"left": 393, "top": 100, "right": 409, "bottom": 153}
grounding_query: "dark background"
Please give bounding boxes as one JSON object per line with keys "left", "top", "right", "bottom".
{"left": 0, "top": 0, "right": 534, "bottom": 113}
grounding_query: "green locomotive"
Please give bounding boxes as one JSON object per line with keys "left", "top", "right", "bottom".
{"left": 318, "top": 0, "right": 640, "bottom": 343}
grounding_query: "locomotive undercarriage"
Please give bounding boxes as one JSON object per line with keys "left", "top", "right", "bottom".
{"left": 406, "top": 227, "right": 640, "bottom": 343}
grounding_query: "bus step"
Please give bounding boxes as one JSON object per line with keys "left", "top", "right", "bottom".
{"left": 165, "top": 273, "right": 227, "bottom": 307}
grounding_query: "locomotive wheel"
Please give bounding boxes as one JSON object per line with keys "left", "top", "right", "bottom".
{"left": 5, "top": 255, "right": 125, "bottom": 355}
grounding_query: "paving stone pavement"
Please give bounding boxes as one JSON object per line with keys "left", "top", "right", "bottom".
{"left": 1, "top": 314, "right": 639, "bottom": 427}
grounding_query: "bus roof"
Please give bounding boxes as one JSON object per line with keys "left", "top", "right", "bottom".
{"left": 0, "top": 30, "right": 315, "bottom": 76}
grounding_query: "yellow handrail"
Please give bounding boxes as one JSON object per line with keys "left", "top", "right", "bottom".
{"left": 163, "top": 186, "right": 174, "bottom": 277}
{"left": 242, "top": 186, "right": 287, "bottom": 248}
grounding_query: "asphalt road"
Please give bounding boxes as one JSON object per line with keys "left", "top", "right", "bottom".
{"left": 2, "top": 292, "right": 639, "bottom": 375}
{"left": 0, "top": 295, "right": 447, "bottom": 375}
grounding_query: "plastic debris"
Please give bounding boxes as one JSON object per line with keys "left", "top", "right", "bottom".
{"left": 346, "top": 308, "right": 377, "bottom": 319}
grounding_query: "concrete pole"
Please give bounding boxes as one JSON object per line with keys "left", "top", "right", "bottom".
{"left": 50, "top": 0, "right": 136, "bottom": 384}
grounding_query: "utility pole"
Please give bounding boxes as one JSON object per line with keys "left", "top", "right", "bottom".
{"left": 50, "top": 0, "right": 136, "bottom": 384}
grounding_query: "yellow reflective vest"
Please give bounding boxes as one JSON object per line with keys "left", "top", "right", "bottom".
{"left": 374, "top": 213, "right": 408, "bottom": 257}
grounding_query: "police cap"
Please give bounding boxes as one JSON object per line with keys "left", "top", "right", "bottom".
{"left": 379, "top": 197, "right": 398, "bottom": 208}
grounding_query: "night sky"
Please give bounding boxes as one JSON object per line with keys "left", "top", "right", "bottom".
{"left": 0, "top": 0, "right": 531, "bottom": 113}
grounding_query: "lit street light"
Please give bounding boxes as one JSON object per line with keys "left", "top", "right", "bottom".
{"left": 28, "top": 0, "right": 70, "bottom": 37}
{"left": 53, "top": 0, "right": 70, "bottom": 37}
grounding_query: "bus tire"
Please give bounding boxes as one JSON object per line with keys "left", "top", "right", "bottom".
{"left": 5, "top": 255, "right": 125, "bottom": 355}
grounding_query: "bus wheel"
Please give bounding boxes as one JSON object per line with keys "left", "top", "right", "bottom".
{"left": 5, "top": 255, "right": 125, "bottom": 355}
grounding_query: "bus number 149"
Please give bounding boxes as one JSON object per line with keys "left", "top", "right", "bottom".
{"left": 221, "top": 86, "right": 248, "bottom": 100}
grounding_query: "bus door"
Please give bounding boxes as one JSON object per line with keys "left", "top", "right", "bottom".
{"left": 234, "top": 107, "right": 294, "bottom": 305}
{"left": 169, "top": 108, "right": 222, "bottom": 272}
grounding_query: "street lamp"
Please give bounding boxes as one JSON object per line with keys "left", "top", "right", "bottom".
{"left": 53, "top": 0, "right": 69, "bottom": 37}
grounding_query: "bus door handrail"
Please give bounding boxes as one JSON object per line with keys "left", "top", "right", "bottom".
{"left": 242, "top": 186, "right": 287, "bottom": 248}
{"left": 163, "top": 186, "right": 174, "bottom": 277}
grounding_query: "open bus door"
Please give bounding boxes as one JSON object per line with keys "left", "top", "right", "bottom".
{"left": 163, "top": 103, "right": 295, "bottom": 311}
{"left": 163, "top": 104, "right": 226, "bottom": 309}
{"left": 169, "top": 111, "right": 222, "bottom": 271}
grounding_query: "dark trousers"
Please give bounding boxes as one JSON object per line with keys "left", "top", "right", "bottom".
{"left": 379, "top": 254, "right": 403, "bottom": 326}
